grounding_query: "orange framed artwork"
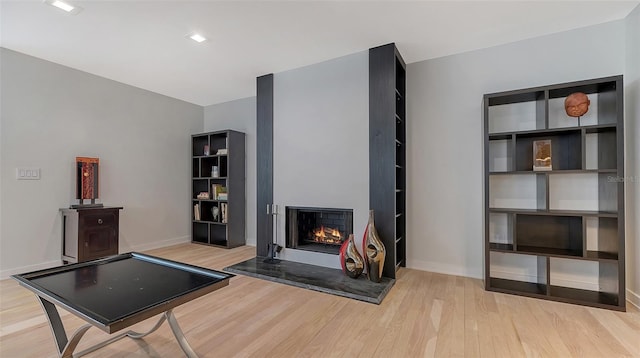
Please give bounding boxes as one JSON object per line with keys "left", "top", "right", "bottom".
{"left": 76, "top": 157, "right": 99, "bottom": 202}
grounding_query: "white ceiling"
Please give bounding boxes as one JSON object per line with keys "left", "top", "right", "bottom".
{"left": 1, "top": 1, "right": 638, "bottom": 106}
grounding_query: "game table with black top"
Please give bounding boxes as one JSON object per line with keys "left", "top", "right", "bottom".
{"left": 12, "top": 252, "right": 234, "bottom": 358}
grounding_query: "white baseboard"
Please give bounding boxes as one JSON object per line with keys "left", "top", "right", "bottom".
{"left": 407, "top": 260, "right": 640, "bottom": 306}
{"left": 0, "top": 236, "right": 192, "bottom": 281}
{"left": 490, "top": 269, "right": 600, "bottom": 291}
{"left": 406, "top": 258, "right": 483, "bottom": 279}
{"left": 125, "top": 236, "right": 191, "bottom": 253}
{"left": 627, "top": 288, "right": 640, "bottom": 309}
{"left": 1, "top": 260, "right": 62, "bottom": 280}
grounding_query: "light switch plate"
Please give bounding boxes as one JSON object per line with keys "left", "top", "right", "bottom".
{"left": 16, "top": 167, "right": 41, "bottom": 180}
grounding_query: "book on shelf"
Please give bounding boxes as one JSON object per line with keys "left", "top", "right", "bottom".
{"left": 217, "top": 193, "right": 228, "bottom": 201}
{"left": 194, "top": 203, "right": 200, "bottom": 221}
{"left": 216, "top": 148, "right": 228, "bottom": 155}
{"left": 212, "top": 184, "right": 227, "bottom": 200}
{"left": 221, "top": 203, "right": 228, "bottom": 223}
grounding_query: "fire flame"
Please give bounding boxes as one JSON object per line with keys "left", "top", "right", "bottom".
{"left": 312, "top": 226, "right": 343, "bottom": 244}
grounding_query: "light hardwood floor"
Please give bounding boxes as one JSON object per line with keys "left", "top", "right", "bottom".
{"left": 1, "top": 243, "right": 638, "bottom": 357}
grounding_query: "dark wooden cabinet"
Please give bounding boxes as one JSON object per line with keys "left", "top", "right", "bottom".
{"left": 483, "top": 75, "right": 625, "bottom": 311}
{"left": 192, "top": 130, "right": 246, "bottom": 248}
{"left": 60, "top": 206, "right": 123, "bottom": 263}
{"left": 369, "top": 43, "right": 406, "bottom": 279}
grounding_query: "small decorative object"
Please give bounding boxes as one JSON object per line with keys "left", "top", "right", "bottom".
{"left": 203, "top": 145, "right": 210, "bottom": 156}
{"left": 362, "top": 210, "right": 386, "bottom": 283}
{"left": 339, "top": 234, "right": 364, "bottom": 278}
{"left": 533, "top": 139, "right": 552, "bottom": 171}
{"left": 212, "top": 165, "right": 219, "bottom": 178}
{"left": 71, "top": 157, "right": 103, "bottom": 208}
{"left": 216, "top": 148, "right": 228, "bottom": 155}
{"left": 565, "top": 92, "right": 590, "bottom": 126}
{"left": 211, "top": 206, "right": 220, "bottom": 222}
{"left": 197, "top": 192, "right": 210, "bottom": 199}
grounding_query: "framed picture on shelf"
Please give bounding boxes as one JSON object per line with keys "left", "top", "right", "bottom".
{"left": 533, "top": 139, "right": 552, "bottom": 171}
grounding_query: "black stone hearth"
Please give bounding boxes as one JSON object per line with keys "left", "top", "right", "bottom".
{"left": 224, "top": 257, "right": 394, "bottom": 304}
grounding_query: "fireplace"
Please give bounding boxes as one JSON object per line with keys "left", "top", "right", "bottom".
{"left": 286, "top": 207, "right": 353, "bottom": 255}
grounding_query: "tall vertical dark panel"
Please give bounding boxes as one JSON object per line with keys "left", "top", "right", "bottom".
{"left": 369, "top": 43, "right": 404, "bottom": 279}
{"left": 227, "top": 130, "right": 246, "bottom": 248}
{"left": 614, "top": 76, "right": 625, "bottom": 306}
{"left": 256, "top": 74, "right": 274, "bottom": 257}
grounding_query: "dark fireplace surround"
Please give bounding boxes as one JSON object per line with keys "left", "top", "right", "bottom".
{"left": 286, "top": 207, "right": 353, "bottom": 255}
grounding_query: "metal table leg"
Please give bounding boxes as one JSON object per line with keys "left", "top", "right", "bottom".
{"left": 166, "top": 310, "right": 198, "bottom": 358}
{"left": 38, "top": 297, "right": 92, "bottom": 358}
{"left": 38, "top": 297, "right": 199, "bottom": 358}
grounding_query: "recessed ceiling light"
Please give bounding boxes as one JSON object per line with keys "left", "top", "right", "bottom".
{"left": 188, "top": 33, "right": 207, "bottom": 43}
{"left": 43, "top": 0, "right": 82, "bottom": 14}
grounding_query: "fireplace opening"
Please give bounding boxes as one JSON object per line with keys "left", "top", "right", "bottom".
{"left": 286, "top": 207, "right": 353, "bottom": 255}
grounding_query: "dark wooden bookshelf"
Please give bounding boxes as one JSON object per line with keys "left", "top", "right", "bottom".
{"left": 191, "top": 130, "right": 246, "bottom": 248}
{"left": 484, "top": 75, "right": 625, "bottom": 311}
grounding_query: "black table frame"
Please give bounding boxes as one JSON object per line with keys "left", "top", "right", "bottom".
{"left": 12, "top": 252, "right": 234, "bottom": 358}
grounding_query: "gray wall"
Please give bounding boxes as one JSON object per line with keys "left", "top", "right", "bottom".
{"left": 203, "top": 52, "right": 370, "bottom": 269}
{"left": 625, "top": 5, "right": 640, "bottom": 308}
{"left": 0, "top": 48, "right": 203, "bottom": 277}
{"left": 272, "top": 51, "right": 369, "bottom": 268}
{"left": 406, "top": 19, "right": 626, "bottom": 285}
{"left": 203, "top": 97, "right": 257, "bottom": 246}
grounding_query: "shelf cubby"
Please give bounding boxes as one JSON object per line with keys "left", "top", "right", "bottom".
{"left": 585, "top": 216, "right": 619, "bottom": 261}
{"left": 489, "top": 174, "right": 546, "bottom": 210}
{"left": 515, "top": 130, "right": 581, "bottom": 171}
{"left": 548, "top": 94, "right": 598, "bottom": 129}
{"left": 548, "top": 173, "right": 617, "bottom": 212}
{"left": 192, "top": 135, "right": 209, "bottom": 156}
{"left": 192, "top": 179, "right": 209, "bottom": 199}
{"left": 487, "top": 91, "right": 545, "bottom": 134}
{"left": 548, "top": 79, "right": 618, "bottom": 126}
{"left": 584, "top": 127, "right": 617, "bottom": 170}
{"left": 488, "top": 137, "right": 513, "bottom": 172}
{"left": 549, "top": 257, "right": 620, "bottom": 307}
{"left": 209, "top": 224, "right": 228, "bottom": 247}
{"left": 489, "top": 212, "right": 513, "bottom": 249}
{"left": 516, "top": 214, "right": 582, "bottom": 257}
{"left": 489, "top": 251, "right": 547, "bottom": 295}
{"left": 192, "top": 222, "right": 208, "bottom": 244}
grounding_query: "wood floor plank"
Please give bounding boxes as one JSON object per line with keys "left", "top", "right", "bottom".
{"left": 1, "top": 243, "right": 639, "bottom": 358}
